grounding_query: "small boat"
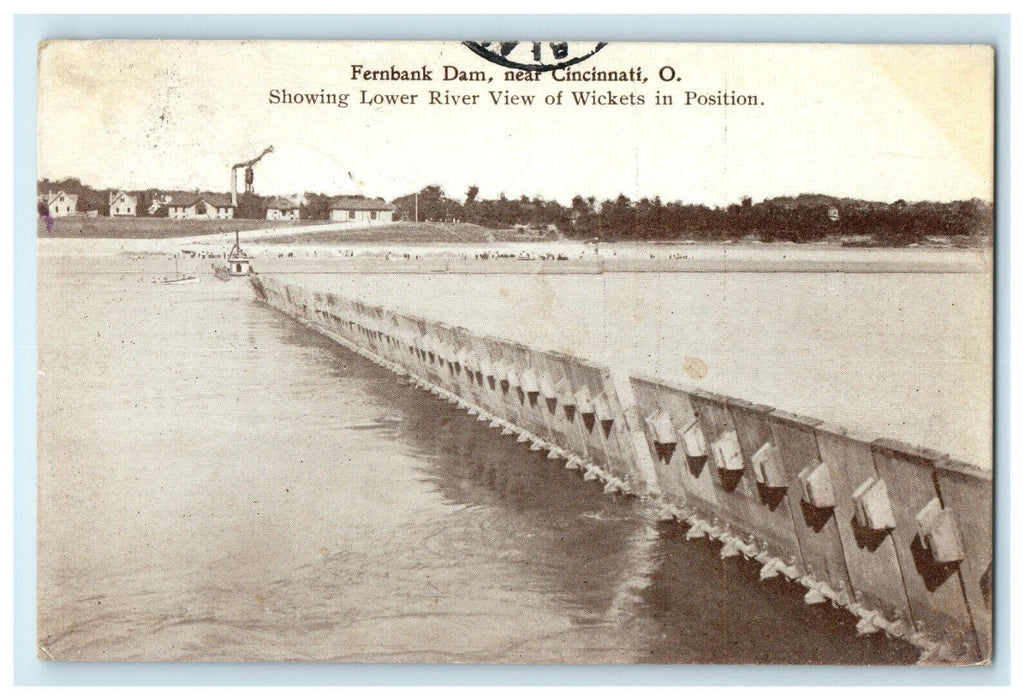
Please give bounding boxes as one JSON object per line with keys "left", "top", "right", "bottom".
{"left": 155, "top": 255, "right": 198, "bottom": 285}
{"left": 158, "top": 275, "right": 199, "bottom": 285}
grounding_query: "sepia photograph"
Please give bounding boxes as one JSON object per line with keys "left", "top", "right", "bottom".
{"left": 34, "top": 38, "right": 994, "bottom": 665}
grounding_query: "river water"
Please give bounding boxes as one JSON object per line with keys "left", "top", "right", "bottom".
{"left": 37, "top": 254, "right": 961, "bottom": 663}
{"left": 274, "top": 267, "right": 993, "bottom": 468}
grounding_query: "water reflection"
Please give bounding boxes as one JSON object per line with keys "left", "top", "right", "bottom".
{"left": 284, "top": 312, "right": 919, "bottom": 664}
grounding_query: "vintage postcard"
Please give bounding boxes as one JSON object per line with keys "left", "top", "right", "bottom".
{"left": 36, "top": 40, "right": 994, "bottom": 664}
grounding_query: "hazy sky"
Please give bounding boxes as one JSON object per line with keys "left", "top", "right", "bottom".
{"left": 37, "top": 41, "right": 994, "bottom": 206}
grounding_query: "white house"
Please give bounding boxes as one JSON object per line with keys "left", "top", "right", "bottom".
{"left": 40, "top": 191, "right": 78, "bottom": 217}
{"left": 167, "top": 193, "right": 236, "bottom": 220}
{"left": 265, "top": 196, "right": 300, "bottom": 221}
{"left": 108, "top": 191, "right": 137, "bottom": 217}
{"left": 328, "top": 197, "right": 394, "bottom": 225}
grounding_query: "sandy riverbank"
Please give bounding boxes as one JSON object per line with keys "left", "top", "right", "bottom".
{"left": 37, "top": 236, "right": 992, "bottom": 274}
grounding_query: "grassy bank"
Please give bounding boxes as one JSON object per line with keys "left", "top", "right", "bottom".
{"left": 38, "top": 216, "right": 314, "bottom": 239}
{"left": 259, "top": 221, "right": 560, "bottom": 244}
{"left": 37, "top": 217, "right": 562, "bottom": 243}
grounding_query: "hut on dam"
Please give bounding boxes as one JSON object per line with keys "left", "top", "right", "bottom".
{"left": 226, "top": 232, "right": 250, "bottom": 276}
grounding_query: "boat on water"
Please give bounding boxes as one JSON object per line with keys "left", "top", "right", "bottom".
{"left": 158, "top": 275, "right": 199, "bottom": 285}
{"left": 155, "top": 255, "right": 198, "bottom": 285}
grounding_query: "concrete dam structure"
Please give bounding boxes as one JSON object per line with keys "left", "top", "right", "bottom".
{"left": 250, "top": 274, "right": 992, "bottom": 665}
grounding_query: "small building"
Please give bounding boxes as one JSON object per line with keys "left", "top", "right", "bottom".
{"left": 827, "top": 206, "right": 840, "bottom": 222}
{"left": 167, "top": 193, "right": 235, "bottom": 220}
{"left": 108, "top": 190, "right": 137, "bottom": 217}
{"left": 227, "top": 232, "right": 250, "bottom": 276}
{"left": 328, "top": 197, "right": 394, "bottom": 225}
{"left": 265, "top": 196, "right": 300, "bottom": 221}
{"left": 40, "top": 191, "right": 78, "bottom": 217}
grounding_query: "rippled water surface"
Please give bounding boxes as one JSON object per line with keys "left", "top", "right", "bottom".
{"left": 37, "top": 256, "right": 925, "bottom": 663}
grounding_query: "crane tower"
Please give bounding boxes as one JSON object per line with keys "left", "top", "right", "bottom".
{"left": 230, "top": 145, "right": 274, "bottom": 213}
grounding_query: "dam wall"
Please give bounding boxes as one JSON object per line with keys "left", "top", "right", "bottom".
{"left": 630, "top": 377, "right": 992, "bottom": 665}
{"left": 253, "top": 275, "right": 655, "bottom": 496}
{"left": 251, "top": 274, "right": 992, "bottom": 665}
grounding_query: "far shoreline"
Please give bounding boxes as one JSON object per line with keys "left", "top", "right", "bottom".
{"left": 38, "top": 235, "right": 992, "bottom": 275}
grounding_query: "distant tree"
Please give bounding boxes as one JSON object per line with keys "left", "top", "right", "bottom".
{"left": 301, "top": 192, "right": 331, "bottom": 220}
{"left": 599, "top": 194, "right": 633, "bottom": 239}
{"left": 465, "top": 185, "right": 479, "bottom": 205}
{"left": 417, "top": 185, "right": 447, "bottom": 221}
{"left": 634, "top": 197, "right": 664, "bottom": 239}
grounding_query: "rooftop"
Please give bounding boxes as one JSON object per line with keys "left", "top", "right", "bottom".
{"left": 266, "top": 196, "right": 298, "bottom": 210}
{"left": 166, "top": 192, "right": 235, "bottom": 208}
{"left": 328, "top": 196, "right": 394, "bottom": 212}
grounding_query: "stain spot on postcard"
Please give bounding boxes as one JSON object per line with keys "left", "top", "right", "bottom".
{"left": 683, "top": 356, "right": 708, "bottom": 380}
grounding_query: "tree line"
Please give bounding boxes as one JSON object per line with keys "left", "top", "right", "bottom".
{"left": 392, "top": 186, "right": 993, "bottom": 246}
{"left": 38, "top": 178, "right": 992, "bottom": 246}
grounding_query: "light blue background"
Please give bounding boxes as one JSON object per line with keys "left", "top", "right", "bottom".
{"left": 13, "top": 13, "right": 1011, "bottom": 686}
